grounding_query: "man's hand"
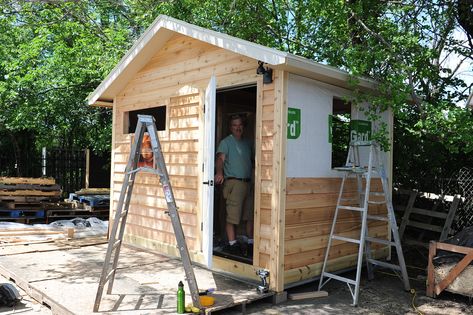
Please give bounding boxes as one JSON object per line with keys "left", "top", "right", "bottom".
{"left": 215, "top": 173, "right": 224, "bottom": 185}
{"left": 215, "top": 153, "right": 225, "bottom": 185}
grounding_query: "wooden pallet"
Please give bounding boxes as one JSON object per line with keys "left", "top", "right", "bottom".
{"left": 427, "top": 241, "right": 473, "bottom": 298}
{"left": 0, "top": 190, "right": 61, "bottom": 197}
{"left": 46, "top": 208, "right": 109, "bottom": 222}
{"left": 0, "top": 209, "right": 45, "bottom": 219}
{"left": 0, "top": 196, "right": 52, "bottom": 203}
{"left": 396, "top": 189, "right": 461, "bottom": 242}
{"left": 0, "top": 201, "right": 42, "bottom": 210}
{"left": 0, "top": 177, "right": 55, "bottom": 185}
{"left": 0, "top": 183, "right": 61, "bottom": 191}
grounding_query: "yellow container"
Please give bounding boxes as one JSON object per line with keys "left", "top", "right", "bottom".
{"left": 199, "top": 295, "right": 215, "bottom": 307}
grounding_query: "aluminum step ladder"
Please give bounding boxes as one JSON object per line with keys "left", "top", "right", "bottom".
{"left": 93, "top": 114, "right": 201, "bottom": 312}
{"left": 318, "top": 140, "right": 410, "bottom": 306}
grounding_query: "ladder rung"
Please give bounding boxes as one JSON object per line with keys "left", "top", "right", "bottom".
{"left": 368, "top": 192, "right": 385, "bottom": 197}
{"left": 340, "top": 198, "right": 359, "bottom": 203}
{"left": 365, "top": 236, "right": 395, "bottom": 246}
{"left": 333, "top": 166, "right": 367, "bottom": 174}
{"left": 112, "top": 239, "right": 121, "bottom": 250}
{"left": 105, "top": 269, "right": 116, "bottom": 282}
{"left": 332, "top": 235, "right": 361, "bottom": 244}
{"left": 366, "top": 215, "right": 389, "bottom": 221}
{"left": 322, "top": 272, "right": 356, "bottom": 285}
{"left": 367, "top": 259, "right": 402, "bottom": 271}
{"left": 351, "top": 140, "right": 374, "bottom": 146}
{"left": 338, "top": 205, "right": 364, "bottom": 212}
{"left": 368, "top": 200, "right": 386, "bottom": 205}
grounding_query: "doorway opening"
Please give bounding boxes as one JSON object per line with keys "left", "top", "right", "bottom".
{"left": 213, "top": 84, "right": 257, "bottom": 265}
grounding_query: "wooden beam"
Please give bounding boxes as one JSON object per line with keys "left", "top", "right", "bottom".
{"left": 253, "top": 77, "right": 264, "bottom": 267}
{"left": 0, "top": 177, "right": 56, "bottom": 185}
{"left": 427, "top": 241, "right": 473, "bottom": 297}
{"left": 269, "top": 69, "right": 287, "bottom": 293}
{"left": 288, "top": 291, "right": 328, "bottom": 300}
{"left": 90, "top": 100, "right": 113, "bottom": 108}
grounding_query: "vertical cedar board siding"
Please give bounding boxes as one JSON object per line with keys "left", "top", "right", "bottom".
{"left": 284, "top": 177, "right": 388, "bottom": 271}
{"left": 111, "top": 34, "right": 258, "bottom": 252}
{"left": 255, "top": 77, "right": 276, "bottom": 269}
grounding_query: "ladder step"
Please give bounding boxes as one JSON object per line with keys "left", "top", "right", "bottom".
{"left": 119, "top": 209, "right": 128, "bottom": 219}
{"left": 333, "top": 166, "right": 367, "bottom": 173}
{"left": 338, "top": 205, "right": 364, "bottom": 212}
{"left": 368, "top": 192, "right": 385, "bottom": 197}
{"left": 367, "top": 258, "right": 402, "bottom": 271}
{"left": 332, "top": 235, "right": 361, "bottom": 244}
{"left": 365, "top": 236, "right": 396, "bottom": 246}
{"left": 105, "top": 268, "right": 116, "bottom": 282}
{"left": 366, "top": 215, "right": 389, "bottom": 221}
{"left": 322, "top": 272, "right": 356, "bottom": 285}
{"left": 351, "top": 140, "right": 374, "bottom": 146}
{"left": 340, "top": 198, "right": 359, "bottom": 203}
{"left": 368, "top": 200, "right": 386, "bottom": 205}
{"left": 112, "top": 239, "right": 121, "bottom": 250}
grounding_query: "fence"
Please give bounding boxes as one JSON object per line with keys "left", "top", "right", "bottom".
{"left": 46, "top": 149, "right": 86, "bottom": 197}
{"left": 441, "top": 168, "right": 473, "bottom": 232}
{"left": 0, "top": 148, "right": 86, "bottom": 197}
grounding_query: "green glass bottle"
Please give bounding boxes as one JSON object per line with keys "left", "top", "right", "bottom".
{"left": 177, "top": 281, "right": 185, "bottom": 314}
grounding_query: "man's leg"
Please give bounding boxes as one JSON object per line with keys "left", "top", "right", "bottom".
{"left": 226, "top": 222, "right": 236, "bottom": 243}
{"left": 223, "top": 180, "right": 247, "bottom": 255}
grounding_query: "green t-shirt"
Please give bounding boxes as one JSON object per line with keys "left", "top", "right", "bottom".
{"left": 217, "top": 134, "right": 253, "bottom": 179}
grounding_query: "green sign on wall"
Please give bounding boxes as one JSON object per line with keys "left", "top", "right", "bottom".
{"left": 287, "top": 107, "right": 301, "bottom": 139}
{"left": 350, "top": 120, "right": 371, "bottom": 142}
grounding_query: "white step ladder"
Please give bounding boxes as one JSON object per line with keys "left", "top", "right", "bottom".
{"left": 318, "top": 141, "right": 410, "bottom": 306}
{"left": 93, "top": 115, "right": 201, "bottom": 312}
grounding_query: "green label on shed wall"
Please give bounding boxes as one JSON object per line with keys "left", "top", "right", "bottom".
{"left": 287, "top": 108, "right": 301, "bottom": 139}
{"left": 350, "top": 120, "right": 371, "bottom": 142}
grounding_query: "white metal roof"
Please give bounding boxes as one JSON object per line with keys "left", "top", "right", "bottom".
{"left": 87, "top": 15, "right": 377, "bottom": 106}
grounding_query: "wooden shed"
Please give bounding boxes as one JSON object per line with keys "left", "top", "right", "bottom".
{"left": 87, "top": 15, "right": 393, "bottom": 294}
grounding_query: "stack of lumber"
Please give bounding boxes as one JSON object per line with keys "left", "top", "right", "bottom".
{"left": 0, "top": 225, "right": 68, "bottom": 245}
{"left": 0, "top": 177, "right": 61, "bottom": 223}
{"left": 48, "top": 188, "right": 110, "bottom": 222}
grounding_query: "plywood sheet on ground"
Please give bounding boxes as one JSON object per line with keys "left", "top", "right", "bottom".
{"left": 0, "top": 236, "right": 107, "bottom": 256}
{"left": 0, "top": 242, "right": 270, "bottom": 314}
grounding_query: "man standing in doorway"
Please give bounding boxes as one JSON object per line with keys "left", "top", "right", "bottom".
{"left": 215, "top": 114, "right": 254, "bottom": 257}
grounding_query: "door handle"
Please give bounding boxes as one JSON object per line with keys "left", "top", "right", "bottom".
{"left": 203, "top": 180, "right": 214, "bottom": 186}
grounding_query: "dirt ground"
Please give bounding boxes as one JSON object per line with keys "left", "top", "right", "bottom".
{"left": 219, "top": 242, "right": 472, "bottom": 315}
{"left": 0, "top": 243, "right": 471, "bottom": 315}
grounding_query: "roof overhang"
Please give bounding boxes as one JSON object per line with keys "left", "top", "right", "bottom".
{"left": 87, "top": 15, "right": 377, "bottom": 107}
{"left": 467, "top": 92, "right": 473, "bottom": 108}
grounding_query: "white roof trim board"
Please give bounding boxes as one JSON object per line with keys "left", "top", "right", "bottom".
{"left": 87, "top": 15, "right": 377, "bottom": 106}
{"left": 467, "top": 91, "right": 473, "bottom": 108}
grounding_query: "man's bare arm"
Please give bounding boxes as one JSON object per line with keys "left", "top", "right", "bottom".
{"left": 215, "top": 153, "right": 225, "bottom": 184}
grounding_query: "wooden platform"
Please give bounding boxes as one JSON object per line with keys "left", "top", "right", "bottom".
{"left": 0, "top": 238, "right": 273, "bottom": 314}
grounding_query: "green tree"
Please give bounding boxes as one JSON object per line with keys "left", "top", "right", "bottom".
{"left": 1, "top": 1, "right": 472, "bottom": 190}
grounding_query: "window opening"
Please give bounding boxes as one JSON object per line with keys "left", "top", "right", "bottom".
{"left": 126, "top": 106, "right": 166, "bottom": 134}
{"left": 331, "top": 98, "right": 351, "bottom": 168}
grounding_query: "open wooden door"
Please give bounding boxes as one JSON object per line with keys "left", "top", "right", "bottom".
{"left": 202, "top": 75, "right": 216, "bottom": 268}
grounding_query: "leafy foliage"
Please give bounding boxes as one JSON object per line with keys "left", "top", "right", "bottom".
{"left": 0, "top": 1, "right": 472, "bottom": 190}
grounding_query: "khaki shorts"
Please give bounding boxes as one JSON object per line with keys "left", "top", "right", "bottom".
{"left": 223, "top": 179, "right": 254, "bottom": 225}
